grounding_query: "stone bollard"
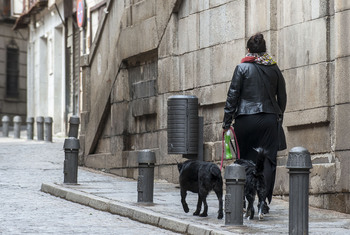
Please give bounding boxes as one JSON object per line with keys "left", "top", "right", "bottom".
{"left": 44, "top": 117, "right": 53, "bottom": 142}
{"left": 2, "top": 115, "right": 10, "bottom": 137}
{"left": 286, "top": 147, "right": 313, "bottom": 235}
{"left": 224, "top": 163, "right": 246, "bottom": 225}
{"left": 68, "top": 116, "right": 80, "bottom": 138}
{"left": 26, "top": 117, "right": 34, "bottom": 140}
{"left": 63, "top": 137, "right": 80, "bottom": 184}
{"left": 36, "top": 116, "right": 44, "bottom": 141}
{"left": 13, "top": 116, "right": 22, "bottom": 139}
{"left": 137, "top": 150, "right": 156, "bottom": 203}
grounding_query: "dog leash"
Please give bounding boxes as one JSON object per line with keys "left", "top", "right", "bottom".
{"left": 220, "top": 126, "right": 240, "bottom": 170}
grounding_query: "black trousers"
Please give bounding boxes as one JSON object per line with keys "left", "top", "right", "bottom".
{"left": 233, "top": 113, "right": 278, "bottom": 203}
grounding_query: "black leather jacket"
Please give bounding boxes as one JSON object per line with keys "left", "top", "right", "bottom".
{"left": 222, "top": 63, "right": 287, "bottom": 129}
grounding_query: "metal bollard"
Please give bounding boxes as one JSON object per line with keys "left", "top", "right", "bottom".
{"left": 13, "top": 116, "right": 22, "bottom": 139}
{"left": 137, "top": 150, "right": 156, "bottom": 203}
{"left": 68, "top": 116, "right": 80, "bottom": 138}
{"left": 224, "top": 163, "right": 246, "bottom": 225}
{"left": 36, "top": 116, "right": 44, "bottom": 141}
{"left": 63, "top": 137, "right": 80, "bottom": 184}
{"left": 286, "top": 147, "right": 313, "bottom": 235}
{"left": 2, "top": 115, "right": 10, "bottom": 137}
{"left": 44, "top": 117, "right": 53, "bottom": 142}
{"left": 26, "top": 117, "right": 34, "bottom": 140}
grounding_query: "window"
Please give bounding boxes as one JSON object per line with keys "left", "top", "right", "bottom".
{"left": 6, "top": 39, "right": 19, "bottom": 98}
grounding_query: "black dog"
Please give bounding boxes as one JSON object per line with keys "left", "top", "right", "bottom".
{"left": 234, "top": 147, "right": 268, "bottom": 220}
{"left": 177, "top": 160, "right": 223, "bottom": 219}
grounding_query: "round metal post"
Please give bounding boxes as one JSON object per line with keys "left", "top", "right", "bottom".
{"left": 13, "top": 116, "right": 22, "bottom": 139}
{"left": 137, "top": 150, "right": 156, "bottom": 203}
{"left": 224, "top": 163, "right": 246, "bottom": 225}
{"left": 68, "top": 116, "right": 80, "bottom": 138}
{"left": 36, "top": 116, "right": 44, "bottom": 141}
{"left": 44, "top": 117, "right": 53, "bottom": 142}
{"left": 286, "top": 147, "right": 313, "bottom": 235}
{"left": 63, "top": 137, "right": 80, "bottom": 184}
{"left": 26, "top": 117, "right": 34, "bottom": 140}
{"left": 2, "top": 115, "right": 10, "bottom": 137}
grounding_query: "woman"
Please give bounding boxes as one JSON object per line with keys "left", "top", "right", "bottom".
{"left": 222, "top": 33, "right": 287, "bottom": 211}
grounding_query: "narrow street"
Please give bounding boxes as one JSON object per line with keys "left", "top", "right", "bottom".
{"left": 0, "top": 137, "right": 179, "bottom": 235}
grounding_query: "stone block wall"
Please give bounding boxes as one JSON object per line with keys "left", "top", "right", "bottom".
{"left": 80, "top": 0, "right": 350, "bottom": 213}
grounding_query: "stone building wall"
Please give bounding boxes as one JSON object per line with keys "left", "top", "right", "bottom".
{"left": 0, "top": 23, "right": 27, "bottom": 123}
{"left": 80, "top": 0, "right": 350, "bottom": 213}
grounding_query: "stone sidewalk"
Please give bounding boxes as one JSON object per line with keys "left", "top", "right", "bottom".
{"left": 41, "top": 166, "right": 350, "bottom": 234}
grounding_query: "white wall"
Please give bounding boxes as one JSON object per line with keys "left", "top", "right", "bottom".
{"left": 26, "top": 2, "right": 66, "bottom": 135}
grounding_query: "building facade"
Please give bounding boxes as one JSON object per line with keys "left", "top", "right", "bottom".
{"left": 14, "top": 0, "right": 84, "bottom": 136}
{"left": 77, "top": 0, "right": 350, "bottom": 214}
{"left": 0, "top": 0, "right": 27, "bottom": 123}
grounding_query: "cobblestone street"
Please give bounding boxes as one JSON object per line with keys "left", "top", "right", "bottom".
{"left": 0, "top": 137, "right": 179, "bottom": 235}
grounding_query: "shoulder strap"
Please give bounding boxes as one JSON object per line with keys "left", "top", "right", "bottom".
{"left": 253, "top": 63, "right": 282, "bottom": 115}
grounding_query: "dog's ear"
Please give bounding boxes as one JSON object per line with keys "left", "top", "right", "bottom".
{"left": 177, "top": 162, "right": 183, "bottom": 172}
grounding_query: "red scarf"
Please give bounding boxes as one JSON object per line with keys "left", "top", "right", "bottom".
{"left": 241, "top": 56, "right": 256, "bottom": 63}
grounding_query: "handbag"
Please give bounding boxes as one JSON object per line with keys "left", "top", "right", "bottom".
{"left": 253, "top": 64, "right": 287, "bottom": 151}
{"left": 276, "top": 116, "right": 287, "bottom": 151}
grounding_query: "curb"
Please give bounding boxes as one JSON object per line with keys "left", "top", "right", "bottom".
{"left": 41, "top": 183, "right": 232, "bottom": 235}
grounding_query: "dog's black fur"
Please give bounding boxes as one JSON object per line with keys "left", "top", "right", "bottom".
{"left": 234, "top": 147, "right": 268, "bottom": 220}
{"left": 177, "top": 160, "right": 223, "bottom": 219}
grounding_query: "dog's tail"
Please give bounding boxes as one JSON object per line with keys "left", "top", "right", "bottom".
{"left": 254, "top": 147, "right": 268, "bottom": 174}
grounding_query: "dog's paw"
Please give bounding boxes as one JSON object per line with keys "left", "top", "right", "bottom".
{"left": 217, "top": 211, "right": 223, "bottom": 219}
{"left": 199, "top": 212, "right": 208, "bottom": 217}
{"left": 262, "top": 204, "right": 269, "bottom": 214}
{"left": 258, "top": 213, "right": 264, "bottom": 221}
{"left": 193, "top": 210, "right": 200, "bottom": 216}
{"left": 183, "top": 206, "right": 189, "bottom": 213}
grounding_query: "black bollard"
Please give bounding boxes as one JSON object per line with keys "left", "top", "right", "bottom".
{"left": 286, "top": 147, "right": 313, "bottom": 235}
{"left": 137, "top": 150, "right": 156, "bottom": 203}
{"left": 68, "top": 116, "right": 80, "bottom": 138}
{"left": 63, "top": 137, "right": 80, "bottom": 184}
{"left": 36, "top": 116, "right": 44, "bottom": 141}
{"left": 1, "top": 115, "right": 10, "bottom": 137}
{"left": 44, "top": 117, "right": 53, "bottom": 142}
{"left": 13, "top": 116, "right": 22, "bottom": 139}
{"left": 26, "top": 117, "right": 34, "bottom": 140}
{"left": 224, "top": 163, "right": 246, "bottom": 225}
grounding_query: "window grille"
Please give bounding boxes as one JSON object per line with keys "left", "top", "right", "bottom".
{"left": 6, "top": 39, "right": 19, "bottom": 98}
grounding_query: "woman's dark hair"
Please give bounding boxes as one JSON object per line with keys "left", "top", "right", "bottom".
{"left": 247, "top": 33, "right": 266, "bottom": 53}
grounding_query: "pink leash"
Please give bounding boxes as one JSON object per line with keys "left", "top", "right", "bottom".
{"left": 220, "top": 127, "right": 240, "bottom": 170}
